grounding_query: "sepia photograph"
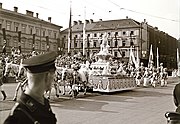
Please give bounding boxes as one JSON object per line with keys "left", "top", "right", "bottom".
{"left": 0, "top": 0, "right": 180, "bottom": 123}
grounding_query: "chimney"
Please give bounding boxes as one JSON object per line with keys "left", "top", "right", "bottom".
{"left": 36, "top": 13, "right": 39, "bottom": 18}
{"left": 78, "top": 20, "right": 82, "bottom": 25}
{"left": 26, "top": 10, "right": 34, "bottom": 17}
{"left": 85, "top": 20, "right": 89, "bottom": 24}
{"left": 90, "top": 19, "right": 93, "bottom": 24}
{"left": 99, "top": 19, "right": 102, "bottom": 21}
{"left": 14, "top": 6, "right": 18, "bottom": 12}
{"left": 0, "top": 3, "right": 2, "bottom": 9}
{"left": 73, "top": 21, "right": 78, "bottom": 25}
{"left": 48, "top": 17, "right": 51, "bottom": 22}
{"left": 126, "top": 16, "right": 128, "bottom": 19}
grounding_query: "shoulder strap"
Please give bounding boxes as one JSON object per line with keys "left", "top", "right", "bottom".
{"left": 16, "top": 108, "right": 40, "bottom": 124}
{"left": 18, "top": 100, "right": 40, "bottom": 124}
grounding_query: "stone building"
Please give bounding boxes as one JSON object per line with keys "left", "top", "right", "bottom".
{"left": 0, "top": 3, "right": 62, "bottom": 54}
{"left": 60, "top": 18, "right": 178, "bottom": 69}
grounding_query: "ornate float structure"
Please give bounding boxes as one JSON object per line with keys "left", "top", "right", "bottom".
{"left": 89, "top": 33, "right": 136, "bottom": 92}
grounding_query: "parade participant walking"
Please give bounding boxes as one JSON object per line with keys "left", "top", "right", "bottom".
{"left": 160, "top": 68, "right": 168, "bottom": 87}
{"left": 135, "top": 69, "right": 142, "bottom": 87}
{"left": 4, "top": 52, "right": 57, "bottom": 124}
{"left": 143, "top": 67, "right": 149, "bottom": 87}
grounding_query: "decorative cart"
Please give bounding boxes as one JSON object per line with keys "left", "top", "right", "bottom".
{"left": 89, "top": 33, "right": 136, "bottom": 92}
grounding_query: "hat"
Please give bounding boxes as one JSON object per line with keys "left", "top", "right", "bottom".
{"left": 22, "top": 52, "right": 57, "bottom": 73}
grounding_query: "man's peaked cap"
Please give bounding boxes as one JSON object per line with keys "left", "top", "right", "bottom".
{"left": 22, "top": 51, "right": 57, "bottom": 73}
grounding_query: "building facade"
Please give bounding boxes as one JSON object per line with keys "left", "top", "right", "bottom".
{"left": 0, "top": 3, "right": 62, "bottom": 54}
{"left": 60, "top": 18, "right": 178, "bottom": 70}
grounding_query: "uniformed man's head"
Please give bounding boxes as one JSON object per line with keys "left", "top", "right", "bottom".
{"left": 22, "top": 52, "right": 57, "bottom": 90}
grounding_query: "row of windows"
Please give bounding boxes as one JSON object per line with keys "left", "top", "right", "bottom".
{"left": 63, "top": 36, "right": 136, "bottom": 48}
{"left": 64, "top": 30, "right": 136, "bottom": 39}
{"left": 0, "top": 37, "right": 57, "bottom": 51}
{"left": 67, "top": 40, "right": 135, "bottom": 49}
{"left": 2, "top": 20, "right": 57, "bottom": 39}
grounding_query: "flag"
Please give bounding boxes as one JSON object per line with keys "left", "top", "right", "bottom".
{"left": 148, "top": 44, "right": 153, "bottom": 67}
{"left": 18, "top": 31, "right": 21, "bottom": 54}
{"left": 82, "top": 6, "right": 86, "bottom": 56}
{"left": 129, "top": 46, "right": 137, "bottom": 68}
{"left": 2, "top": 28, "right": 6, "bottom": 54}
{"left": 46, "top": 36, "right": 49, "bottom": 51}
{"left": 67, "top": 3, "right": 72, "bottom": 54}
{"left": 156, "top": 47, "right": 159, "bottom": 68}
{"left": 32, "top": 34, "right": 35, "bottom": 51}
{"left": 177, "top": 48, "right": 180, "bottom": 77}
{"left": 136, "top": 47, "right": 140, "bottom": 68}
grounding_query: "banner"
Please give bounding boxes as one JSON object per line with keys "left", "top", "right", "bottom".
{"left": 157, "top": 47, "right": 159, "bottom": 68}
{"left": 177, "top": 48, "right": 180, "bottom": 77}
{"left": 148, "top": 44, "right": 153, "bottom": 67}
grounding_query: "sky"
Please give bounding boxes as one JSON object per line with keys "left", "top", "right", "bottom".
{"left": 0, "top": 0, "right": 180, "bottom": 39}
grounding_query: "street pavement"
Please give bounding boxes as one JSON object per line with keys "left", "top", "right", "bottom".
{"left": 0, "top": 77, "right": 179, "bottom": 124}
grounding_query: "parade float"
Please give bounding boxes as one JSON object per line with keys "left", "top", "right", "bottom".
{"left": 89, "top": 33, "right": 136, "bottom": 92}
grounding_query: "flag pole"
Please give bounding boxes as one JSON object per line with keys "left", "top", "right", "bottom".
{"left": 67, "top": 1, "right": 72, "bottom": 55}
{"left": 82, "top": 6, "right": 86, "bottom": 56}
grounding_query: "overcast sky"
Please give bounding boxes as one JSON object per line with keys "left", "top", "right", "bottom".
{"left": 0, "top": 0, "right": 179, "bottom": 39}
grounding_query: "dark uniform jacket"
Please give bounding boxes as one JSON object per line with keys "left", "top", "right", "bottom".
{"left": 4, "top": 92, "right": 57, "bottom": 124}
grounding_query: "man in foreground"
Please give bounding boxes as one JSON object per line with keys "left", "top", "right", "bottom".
{"left": 4, "top": 52, "right": 57, "bottom": 124}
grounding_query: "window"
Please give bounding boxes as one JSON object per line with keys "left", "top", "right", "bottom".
{"left": 114, "top": 52, "right": 118, "bottom": 57}
{"left": 94, "top": 42, "right": 96, "bottom": 47}
{"left": 6, "top": 21, "right": 11, "bottom": 30}
{"left": 115, "top": 32, "right": 118, "bottom": 36}
{"left": 54, "top": 32, "right": 57, "bottom": 39}
{"left": 22, "top": 24, "right": 26, "bottom": 33}
{"left": 14, "top": 40, "right": 18, "bottom": 47}
{"left": 29, "top": 42, "right": 32, "bottom": 49}
{"left": 75, "top": 42, "right": 77, "bottom": 48}
{"left": 122, "top": 51, "right": 125, "bottom": 57}
{"left": 29, "top": 26, "right": 33, "bottom": 35}
{"left": 123, "top": 31, "right": 126, "bottom": 35}
{"left": 41, "top": 42, "right": 46, "bottom": 50}
{"left": 15, "top": 27, "right": 18, "bottom": 32}
{"left": 87, "top": 34, "right": 90, "bottom": 37}
{"left": 43, "top": 31, "right": 45, "bottom": 37}
{"left": 130, "top": 41, "right": 134, "bottom": 46}
{"left": 30, "top": 28, "right": 33, "bottom": 35}
{"left": 94, "top": 33, "right": 97, "bottom": 37}
{"left": 0, "top": 24, "right": 2, "bottom": 29}
{"left": 108, "top": 41, "right": 111, "bottom": 46}
{"left": 48, "top": 30, "right": 52, "bottom": 37}
{"left": 36, "top": 28, "right": 40, "bottom": 36}
{"left": 130, "top": 31, "right": 134, "bottom": 35}
{"left": 14, "top": 22, "right": 19, "bottom": 32}
{"left": 115, "top": 40, "right": 118, "bottom": 47}
{"left": 122, "top": 40, "right": 126, "bottom": 46}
